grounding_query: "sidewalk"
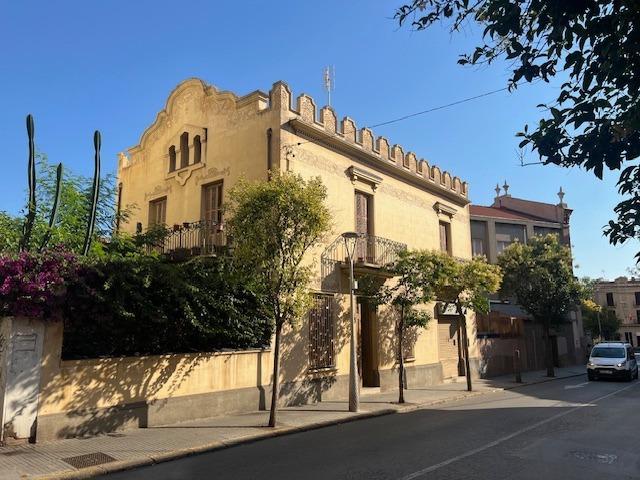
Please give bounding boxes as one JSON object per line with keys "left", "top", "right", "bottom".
{"left": 0, "top": 366, "right": 585, "bottom": 480}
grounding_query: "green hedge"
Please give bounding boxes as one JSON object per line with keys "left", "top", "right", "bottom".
{"left": 62, "top": 254, "right": 271, "bottom": 359}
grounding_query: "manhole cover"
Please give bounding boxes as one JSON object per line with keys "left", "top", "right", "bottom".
{"left": 62, "top": 452, "right": 116, "bottom": 469}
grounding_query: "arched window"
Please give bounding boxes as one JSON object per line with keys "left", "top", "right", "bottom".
{"left": 180, "top": 132, "right": 189, "bottom": 168}
{"left": 168, "top": 145, "right": 176, "bottom": 172}
{"left": 193, "top": 135, "right": 202, "bottom": 164}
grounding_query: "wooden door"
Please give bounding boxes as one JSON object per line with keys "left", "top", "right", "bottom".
{"left": 359, "top": 301, "right": 379, "bottom": 387}
{"left": 438, "top": 319, "right": 461, "bottom": 378}
{"left": 355, "top": 192, "right": 371, "bottom": 261}
{"left": 201, "top": 182, "right": 223, "bottom": 252}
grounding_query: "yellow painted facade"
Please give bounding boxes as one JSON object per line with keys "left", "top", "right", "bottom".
{"left": 32, "top": 78, "right": 479, "bottom": 439}
{"left": 115, "top": 78, "right": 476, "bottom": 399}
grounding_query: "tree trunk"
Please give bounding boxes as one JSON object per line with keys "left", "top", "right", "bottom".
{"left": 544, "top": 323, "right": 555, "bottom": 377}
{"left": 268, "top": 322, "right": 282, "bottom": 427}
{"left": 458, "top": 304, "right": 472, "bottom": 392}
{"left": 398, "top": 308, "right": 405, "bottom": 404}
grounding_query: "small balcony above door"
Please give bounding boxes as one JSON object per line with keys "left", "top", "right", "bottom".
{"left": 321, "top": 233, "right": 407, "bottom": 280}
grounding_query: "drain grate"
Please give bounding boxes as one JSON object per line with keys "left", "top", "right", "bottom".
{"left": 62, "top": 452, "right": 116, "bottom": 469}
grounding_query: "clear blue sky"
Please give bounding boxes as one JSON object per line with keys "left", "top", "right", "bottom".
{"left": 1, "top": 0, "right": 637, "bottom": 278}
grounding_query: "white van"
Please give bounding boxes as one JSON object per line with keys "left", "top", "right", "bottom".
{"left": 587, "top": 342, "right": 638, "bottom": 381}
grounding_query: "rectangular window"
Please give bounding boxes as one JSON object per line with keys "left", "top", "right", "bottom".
{"left": 439, "top": 221, "right": 451, "bottom": 255}
{"left": 148, "top": 197, "right": 167, "bottom": 227}
{"left": 606, "top": 292, "right": 615, "bottom": 307}
{"left": 495, "top": 223, "right": 526, "bottom": 254}
{"left": 470, "top": 220, "right": 487, "bottom": 257}
{"left": 635, "top": 292, "right": 640, "bottom": 305}
{"left": 309, "top": 294, "right": 335, "bottom": 370}
{"left": 201, "top": 181, "right": 223, "bottom": 225}
{"left": 201, "top": 182, "right": 224, "bottom": 254}
{"left": 354, "top": 191, "right": 373, "bottom": 262}
{"left": 636, "top": 310, "right": 640, "bottom": 324}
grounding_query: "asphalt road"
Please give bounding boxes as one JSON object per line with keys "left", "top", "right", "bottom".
{"left": 100, "top": 376, "right": 640, "bottom": 480}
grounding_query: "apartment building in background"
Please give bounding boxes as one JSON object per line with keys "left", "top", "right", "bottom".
{"left": 593, "top": 277, "right": 640, "bottom": 346}
{"left": 469, "top": 186, "right": 586, "bottom": 376}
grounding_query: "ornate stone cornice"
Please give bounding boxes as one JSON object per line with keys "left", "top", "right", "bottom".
{"left": 348, "top": 166, "right": 383, "bottom": 190}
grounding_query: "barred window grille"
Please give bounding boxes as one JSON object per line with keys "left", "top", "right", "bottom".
{"left": 309, "top": 294, "right": 335, "bottom": 370}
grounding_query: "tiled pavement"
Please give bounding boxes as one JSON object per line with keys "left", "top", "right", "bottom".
{"left": 0, "top": 366, "right": 585, "bottom": 479}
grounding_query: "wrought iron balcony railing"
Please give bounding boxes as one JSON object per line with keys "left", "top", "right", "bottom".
{"left": 147, "top": 220, "right": 227, "bottom": 259}
{"left": 321, "top": 233, "right": 407, "bottom": 279}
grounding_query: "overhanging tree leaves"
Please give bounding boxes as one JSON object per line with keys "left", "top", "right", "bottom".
{"left": 498, "top": 235, "right": 582, "bottom": 377}
{"left": 435, "top": 255, "right": 502, "bottom": 391}
{"left": 227, "top": 173, "right": 331, "bottom": 427}
{"left": 396, "top": 1, "right": 640, "bottom": 256}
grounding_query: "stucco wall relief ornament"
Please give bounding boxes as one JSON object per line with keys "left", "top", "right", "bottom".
{"left": 167, "top": 162, "right": 206, "bottom": 186}
{"left": 144, "top": 184, "right": 172, "bottom": 200}
{"left": 194, "top": 166, "right": 231, "bottom": 183}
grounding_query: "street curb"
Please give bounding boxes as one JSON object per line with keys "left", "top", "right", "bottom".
{"left": 33, "top": 372, "right": 585, "bottom": 480}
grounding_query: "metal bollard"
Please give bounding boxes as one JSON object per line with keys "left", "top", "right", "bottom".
{"left": 514, "top": 348, "right": 523, "bottom": 383}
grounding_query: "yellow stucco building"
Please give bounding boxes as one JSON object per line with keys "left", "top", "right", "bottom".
{"left": 116, "top": 77, "right": 475, "bottom": 407}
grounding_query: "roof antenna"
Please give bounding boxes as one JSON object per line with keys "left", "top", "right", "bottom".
{"left": 323, "top": 66, "right": 335, "bottom": 107}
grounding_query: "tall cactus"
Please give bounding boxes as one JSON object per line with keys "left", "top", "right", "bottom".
{"left": 19, "top": 114, "right": 37, "bottom": 251}
{"left": 39, "top": 163, "right": 63, "bottom": 252}
{"left": 82, "top": 131, "right": 101, "bottom": 255}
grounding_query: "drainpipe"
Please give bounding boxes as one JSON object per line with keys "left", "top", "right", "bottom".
{"left": 266, "top": 128, "right": 273, "bottom": 180}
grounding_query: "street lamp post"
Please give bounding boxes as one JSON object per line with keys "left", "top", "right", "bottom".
{"left": 343, "top": 232, "right": 360, "bottom": 413}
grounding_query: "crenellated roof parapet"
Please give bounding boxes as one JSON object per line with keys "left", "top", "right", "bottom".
{"left": 268, "top": 81, "right": 469, "bottom": 202}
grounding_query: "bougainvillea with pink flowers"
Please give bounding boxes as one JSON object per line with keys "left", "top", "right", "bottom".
{"left": 0, "top": 247, "right": 79, "bottom": 318}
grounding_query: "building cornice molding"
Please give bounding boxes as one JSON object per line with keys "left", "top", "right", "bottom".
{"left": 288, "top": 118, "right": 469, "bottom": 206}
{"left": 348, "top": 166, "right": 383, "bottom": 190}
{"left": 434, "top": 202, "right": 457, "bottom": 218}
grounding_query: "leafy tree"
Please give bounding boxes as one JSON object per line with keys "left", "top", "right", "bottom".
{"left": 581, "top": 298, "right": 621, "bottom": 341}
{"left": 435, "top": 255, "right": 502, "bottom": 391}
{"left": 0, "top": 154, "right": 127, "bottom": 254}
{"left": 0, "top": 213, "right": 22, "bottom": 253}
{"left": 396, "top": 1, "right": 640, "bottom": 256}
{"left": 498, "top": 235, "right": 581, "bottom": 376}
{"left": 362, "top": 250, "right": 448, "bottom": 403}
{"left": 227, "top": 173, "right": 331, "bottom": 427}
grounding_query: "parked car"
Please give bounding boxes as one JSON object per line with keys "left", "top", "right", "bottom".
{"left": 587, "top": 342, "right": 638, "bottom": 381}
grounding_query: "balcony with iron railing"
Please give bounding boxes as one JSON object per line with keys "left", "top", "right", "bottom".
{"left": 321, "top": 233, "right": 407, "bottom": 281}
{"left": 146, "top": 220, "right": 227, "bottom": 260}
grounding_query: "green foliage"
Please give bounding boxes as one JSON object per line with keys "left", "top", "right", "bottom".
{"left": 396, "top": 1, "right": 640, "bottom": 256}
{"left": 498, "top": 235, "right": 581, "bottom": 327}
{"left": 0, "top": 154, "right": 127, "bottom": 255}
{"left": 434, "top": 255, "right": 502, "bottom": 315}
{"left": 364, "top": 249, "right": 450, "bottom": 327}
{"left": 581, "top": 298, "right": 621, "bottom": 340}
{"left": 62, "top": 254, "right": 271, "bottom": 359}
{"left": 228, "top": 173, "right": 332, "bottom": 330}
{"left": 227, "top": 172, "right": 331, "bottom": 426}
{"left": 362, "top": 249, "right": 449, "bottom": 402}
{"left": 0, "top": 213, "right": 22, "bottom": 253}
